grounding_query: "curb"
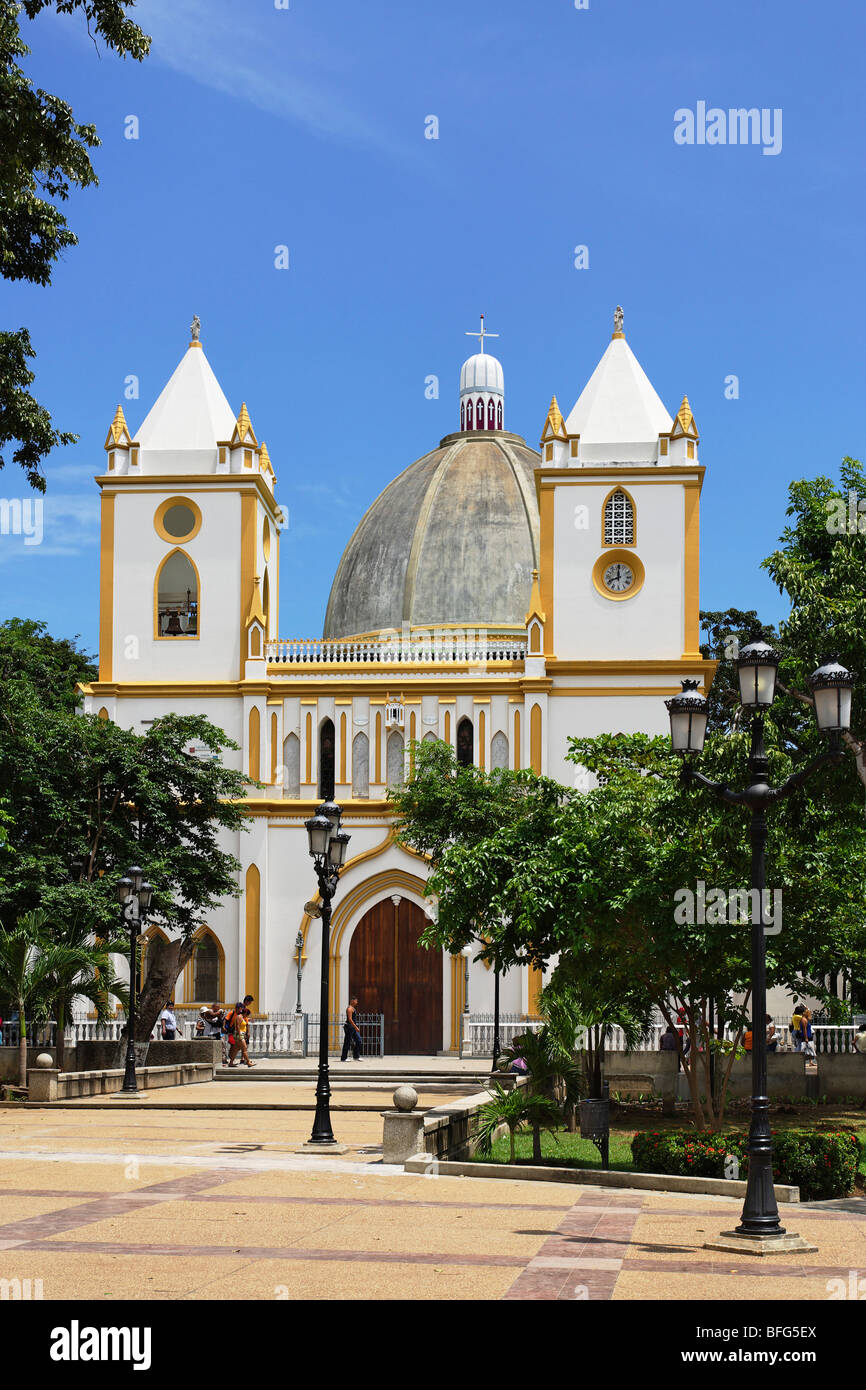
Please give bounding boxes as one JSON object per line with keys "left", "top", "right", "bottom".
{"left": 402, "top": 1155, "right": 800, "bottom": 1202}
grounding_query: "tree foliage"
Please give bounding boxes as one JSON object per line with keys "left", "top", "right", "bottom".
{"left": 0, "top": 0, "right": 151, "bottom": 489}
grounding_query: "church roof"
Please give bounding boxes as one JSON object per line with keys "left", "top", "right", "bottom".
{"left": 136, "top": 343, "right": 236, "bottom": 451}
{"left": 324, "top": 432, "right": 540, "bottom": 638}
{"left": 564, "top": 332, "right": 673, "bottom": 462}
{"left": 460, "top": 352, "right": 504, "bottom": 395}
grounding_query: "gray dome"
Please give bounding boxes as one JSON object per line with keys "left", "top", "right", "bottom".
{"left": 324, "top": 431, "right": 541, "bottom": 638}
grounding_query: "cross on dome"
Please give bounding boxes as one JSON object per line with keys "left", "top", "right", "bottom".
{"left": 465, "top": 314, "right": 499, "bottom": 355}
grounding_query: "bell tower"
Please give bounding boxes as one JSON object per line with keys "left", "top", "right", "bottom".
{"left": 95, "top": 321, "right": 284, "bottom": 686}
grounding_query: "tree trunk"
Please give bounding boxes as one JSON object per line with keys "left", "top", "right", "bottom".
{"left": 55, "top": 1002, "right": 66, "bottom": 1074}
{"left": 509, "top": 1126, "right": 516, "bottom": 1163}
{"left": 135, "top": 937, "right": 196, "bottom": 1043}
{"left": 532, "top": 1124, "right": 542, "bottom": 1163}
{"left": 18, "top": 997, "right": 27, "bottom": 1089}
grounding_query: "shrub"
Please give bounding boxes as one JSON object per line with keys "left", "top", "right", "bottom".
{"left": 631, "top": 1129, "right": 859, "bottom": 1201}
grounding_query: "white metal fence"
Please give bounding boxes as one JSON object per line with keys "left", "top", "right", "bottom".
{"left": 458, "top": 1015, "right": 865, "bottom": 1058}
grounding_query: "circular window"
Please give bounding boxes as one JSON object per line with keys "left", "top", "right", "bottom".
{"left": 154, "top": 497, "right": 202, "bottom": 543}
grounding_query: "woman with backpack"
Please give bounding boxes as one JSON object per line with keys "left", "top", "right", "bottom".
{"left": 224, "top": 996, "right": 255, "bottom": 1067}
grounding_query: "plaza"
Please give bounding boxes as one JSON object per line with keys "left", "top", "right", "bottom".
{"left": 0, "top": 1086, "right": 862, "bottom": 1304}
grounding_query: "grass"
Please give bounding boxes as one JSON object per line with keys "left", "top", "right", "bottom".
{"left": 474, "top": 1109, "right": 866, "bottom": 1178}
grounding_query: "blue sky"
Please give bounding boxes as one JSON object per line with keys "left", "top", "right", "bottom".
{"left": 3, "top": 0, "right": 865, "bottom": 657}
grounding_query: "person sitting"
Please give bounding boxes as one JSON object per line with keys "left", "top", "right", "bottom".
{"left": 854, "top": 1023, "right": 866, "bottom": 1055}
{"left": 660, "top": 1025, "right": 678, "bottom": 1051}
{"left": 743, "top": 1025, "right": 753, "bottom": 1052}
{"left": 766, "top": 1015, "right": 778, "bottom": 1053}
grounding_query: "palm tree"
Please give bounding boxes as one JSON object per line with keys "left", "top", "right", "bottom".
{"left": 0, "top": 912, "right": 97, "bottom": 1087}
{"left": 501, "top": 1025, "right": 583, "bottom": 1146}
{"left": 475, "top": 1083, "right": 561, "bottom": 1164}
{"left": 37, "top": 916, "right": 129, "bottom": 1072}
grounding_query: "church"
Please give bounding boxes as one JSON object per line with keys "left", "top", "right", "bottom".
{"left": 79, "top": 309, "right": 714, "bottom": 1053}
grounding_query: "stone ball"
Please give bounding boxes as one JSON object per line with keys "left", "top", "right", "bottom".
{"left": 35, "top": 1053, "right": 54, "bottom": 1069}
{"left": 393, "top": 1085, "right": 418, "bottom": 1112}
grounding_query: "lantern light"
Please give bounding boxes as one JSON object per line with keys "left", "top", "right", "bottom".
{"left": 116, "top": 876, "right": 133, "bottom": 904}
{"left": 305, "top": 814, "right": 332, "bottom": 859}
{"left": 327, "top": 829, "right": 351, "bottom": 870}
{"left": 808, "top": 655, "right": 856, "bottom": 733}
{"left": 138, "top": 882, "right": 154, "bottom": 911}
{"left": 665, "top": 679, "right": 709, "bottom": 755}
{"left": 736, "top": 639, "right": 781, "bottom": 709}
{"left": 126, "top": 865, "right": 144, "bottom": 893}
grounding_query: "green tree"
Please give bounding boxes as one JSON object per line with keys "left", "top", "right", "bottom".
{"left": 474, "top": 1082, "right": 561, "bottom": 1164}
{"left": 0, "top": 909, "right": 105, "bottom": 1085}
{"left": 0, "top": 620, "right": 252, "bottom": 1041}
{"left": 0, "top": 1, "right": 151, "bottom": 489}
{"left": 36, "top": 911, "right": 128, "bottom": 1071}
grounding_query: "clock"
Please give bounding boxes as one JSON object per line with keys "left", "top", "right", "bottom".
{"left": 592, "top": 548, "right": 645, "bottom": 601}
{"left": 603, "top": 561, "right": 634, "bottom": 594}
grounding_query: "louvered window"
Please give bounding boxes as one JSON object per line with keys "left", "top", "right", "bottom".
{"left": 604, "top": 491, "right": 635, "bottom": 545}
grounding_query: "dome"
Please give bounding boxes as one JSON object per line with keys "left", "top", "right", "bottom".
{"left": 459, "top": 352, "right": 504, "bottom": 395}
{"left": 324, "top": 431, "right": 540, "bottom": 638}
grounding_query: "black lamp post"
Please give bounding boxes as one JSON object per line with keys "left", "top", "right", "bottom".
{"left": 303, "top": 801, "right": 350, "bottom": 1146}
{"left": 492, "top": 957, "right": 502, "bottom": 1073}
{"left": 294, "top": 930, "right": 304, "bottom": 1015}
{"left": 115, "top": 866, "right": 153, "bottom": 1096}
{"left": 666, "top": 647, "right": 855, "bottom": 1252}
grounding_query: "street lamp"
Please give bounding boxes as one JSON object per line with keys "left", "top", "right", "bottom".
{"left": 665, "top": 649, "right": 855, "bottom": 1254}
{"left": 115, "top": 866, "right": 153, "bottom": 1096}
{"left": 461, "top": 944, "right": 472, "bottom": 1056}
{"left": 294, "top": 930, "right": 304, "bottom": 1015}
{"left": 303, "top": 802, "right": 351, "bottom": 1146}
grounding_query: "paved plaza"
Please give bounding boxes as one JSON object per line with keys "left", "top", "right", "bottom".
{"left": 0, "top": 1086, "right": 864, "bottom": 1301}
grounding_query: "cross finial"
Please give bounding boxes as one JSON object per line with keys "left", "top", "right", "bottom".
{"left": 190, "top": 314, "right": 201, "bottom": 343}
{"left": 465, "top": 313, "right": 499, "bottom": 355}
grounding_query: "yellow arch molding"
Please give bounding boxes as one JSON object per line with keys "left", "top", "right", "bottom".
{"left": 296, "top": 827, "right": 430, "bottom": 952}
{"left": 181, "top": 925, "right": 226, "bottom": 1005}
{"left": 327, "top": 868, "right": 432, "bottom": 1023}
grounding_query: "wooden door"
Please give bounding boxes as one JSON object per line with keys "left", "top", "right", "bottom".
{"left": 348, "top": 898, "right": 442, "bottom": 1054}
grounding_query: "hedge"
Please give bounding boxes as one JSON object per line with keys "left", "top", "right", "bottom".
{"left": 631, "top": 1128, "right": 860, "bottom": 1201}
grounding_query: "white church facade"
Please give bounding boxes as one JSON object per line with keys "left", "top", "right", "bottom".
{"left": 79, "top": 311, "right": 715, "bottom": 1052}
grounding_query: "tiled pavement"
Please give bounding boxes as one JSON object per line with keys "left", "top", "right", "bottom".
{"left": 0, "top": 1103, "right": 863, "bottom": 1300}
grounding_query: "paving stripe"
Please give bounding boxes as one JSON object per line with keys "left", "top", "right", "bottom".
{"left": 19, "top": 1237, "right": 529, "bottom": 1268}
{"left": 0, "top": 1186, "right": 575, "bottom": 1214}
{"left": 503, "top": 1194, "right": 646, "bottom": 1301}
{"left": 623, "top": 1257, "right": 866, "bottom": 1279}
{"left": 0, "top": 1167, "right": 254, "bottom": 1244}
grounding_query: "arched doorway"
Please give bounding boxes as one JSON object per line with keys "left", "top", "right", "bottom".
{"left": 348, "top": 897, "right": 442, "bottom": 1054}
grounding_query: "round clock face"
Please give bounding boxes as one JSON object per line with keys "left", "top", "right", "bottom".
{"left": 603, "top": 561, "right": 634, "bottom": 594}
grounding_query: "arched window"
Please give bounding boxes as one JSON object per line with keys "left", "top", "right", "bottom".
{"left": 603, "top": 489, "right": 635, "bottom": 546}
{"left": 155, "top": 550, "right": 199, "bottom": 636}
{"left": 423, "top": 731, "right": 437, "bottom": 742}
{"left": 475, "top": 398, "right": 484, "bottom": 430}
{"left": 193, "top": 932, "right": 221, "bottom": 1002}
{"left": 386, "top": 730, "right": 404, "bottom": 787}
{"left": 262, "top": 568, "right": 270, "bottom": 637}
{"left": 487, "top": 398, "right": 496, "bottom": 429}
{"left": 352, "top": 732, "right": 369, "bottom": 798}
{"left": 319, "top": 718, "right": 335, "bottom": 800}
{"left": 460, "top": 400, "right": 465, "bottom": 430}
{"left": 456, "top": 716, "right": 473, "bottom": 767}
{"left": 282, "top": 732, "right": 300, "bottom": 797}
{"left": 491, "top": 731, "right": 509, "bottom": 769}
{"left": 497, "top": 400, "right": 503, "bottom": 429}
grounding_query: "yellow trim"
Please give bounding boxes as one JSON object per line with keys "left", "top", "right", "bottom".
{"left": 539, "top": 484, "right": 554, "bottom": 656}
{"left": 305, "top": 712, "right": 313, "bottom": 783}
{"left": 537, "top": 466, "right": 706, "bottom": 487}
{"left": 479, "top": 709, "right": 486, "bottom": 770}
{"left": 525, "top": 567, "right": 546, "bottom": 625}
{"left": 104, "top": 404, "right": 131, "bottom": 450}
{"left": 549, "top": 658, "right": 715, "bottom": 676}
{"left": 514, "top": 708, "right": 521, "bottom": 770}
{"left": 550, "top": 685, "right": 696, "bottom": 697}
{"left": 181, "top": 926, "right": 226, "bottom": 1006}
{"left": 153, "top": 496, "right": 202, "bottom": 544}
{"left": 244, "top": 864, "right": 261, "bottom": 1004}
{"left": 270, "top": 711, "right": 278, "bottom": 784}
{"left": 96, "top": 475, "right": 283, "bottom": 524}
{"left": 540, "top": 395, "right": 567, "bottom": 443}
{"left": 530, "top": 704, "right": 542, "bottom": 773}
{"left": 683, "top": 477, "right": 701, "bottom": 657}
{"left": 153, "top": 548, "right": 201, "bottom": 641}
{"left": 375, "top": 711, "right": 382, "bottom": 782}
{"left": 592, "top": 549, "right": 646, "bottom": 601}
{"left": 97, "top": 706, "right": 109, "bottom": 720}
{"left": 240, "top": 493, "right": 256, "bottom": 678}
{"left": 340, "top": 711, "right": 347, "bottom": 784}
{"left": 528, "top": 963, "right": 543, "bottom": 1016}
{"left": 600, "top": 485, "right": 637, "bottom": 549}
{"left": 99, "top": 492, "right": 115, "bottom": 682}
{"left": 249, "top": 706, "right": 260, "bottom": 781}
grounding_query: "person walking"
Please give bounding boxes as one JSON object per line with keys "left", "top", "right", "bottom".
{"left": 800, "top": 1007, "right": 817, "bottom": 1065}
{"left": 225, "top": 996, "right": 255, "bottom": 1067}
{"left": 341, "top": 996, "right": 363, "bottom": 1061}
{"left": 790, "top": 1002, "right": 804, "bottom": 1051}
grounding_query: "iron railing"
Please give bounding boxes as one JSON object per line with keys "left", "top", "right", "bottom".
{"left": 305, "top": 1012, "right": 384, "bottom": 1057}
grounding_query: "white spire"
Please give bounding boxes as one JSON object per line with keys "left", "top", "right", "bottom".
{"left": 136, "top": 342, "right": 235, "bottom": 453}
{"left": 564, "top": 319, "right": 672, "bottom": 463}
